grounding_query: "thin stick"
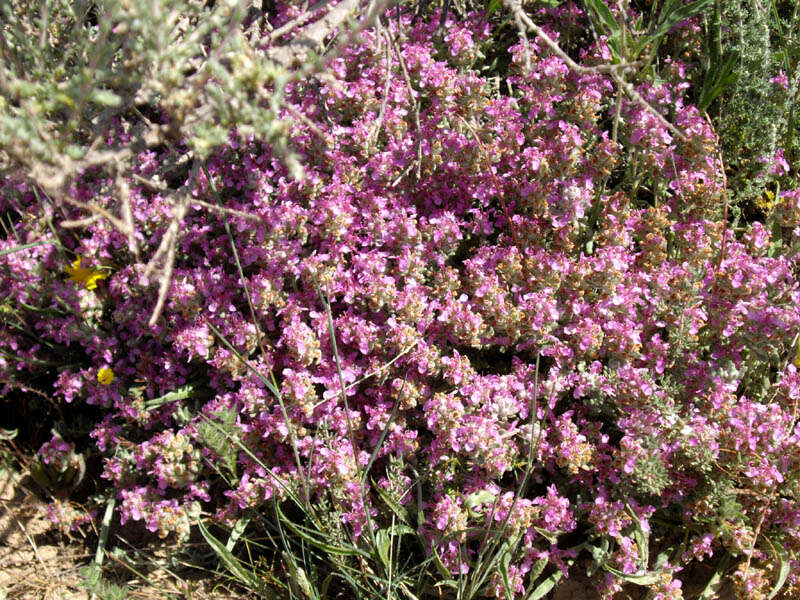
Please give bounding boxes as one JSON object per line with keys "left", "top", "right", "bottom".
{"left": 345, "top": 340, "right": 419, "bottom": 391}
{"left": 504, "top": 0, "right": 688, "bottom": 144}
{"left": 368, "top": 30, "right": 394, "bottom": 151}
{"left": 59, "top": 214, "right": 102, "bottom": 229}
{"left": 268, "top": 0, "right": 312, "bottom": 42}
{"left": 388, "top": 30, "right": 423, "bottom": 180}
{"left": 0, "top": 498, "right": 51, "bottom": 575}
{"left": 145, "top": 161, "right": 199, "bottom": 326}
{"left": 115, "top": 158, "right": 140, "bottom": 261}
{"left": 285, "top": 103, "right": 329, "bottom": 141}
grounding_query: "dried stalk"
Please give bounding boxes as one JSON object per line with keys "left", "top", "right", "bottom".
{"left": 503, "top": 0, "right": 689, "bottom": 144}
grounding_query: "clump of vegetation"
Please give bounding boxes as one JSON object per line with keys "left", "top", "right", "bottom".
{"left": 2, "top": 1, "right": 800, "bottom": 599}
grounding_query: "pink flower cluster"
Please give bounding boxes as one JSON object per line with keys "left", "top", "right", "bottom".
{"left": 3, "top": 1, "right": 800, "bottom": 596}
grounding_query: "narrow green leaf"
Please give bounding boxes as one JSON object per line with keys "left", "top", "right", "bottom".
{"left": 764, "top": 537, "right": 790, "bottom": 600}
{"left": 0, "top": 428, "right": 18, "bottom": 441}
{"left": 584, "top": 0, "right": 619, "bottom": 35}
{"left": 90, "top": 89, "right": 122, "bottom": 106}
{"left": 320, "top": 573, "right": 333, "bottom": 599}
{"left": 374, "top": 483, "right": 411, "bottom": 524}
{"left": 205, "top": 320, "right": 281, "bottom": 398}
{"left": 698, "top": 50, "right": 739, "bottom": 110}
{"left": 698, "top": 552, "right": 729, "bottom": 600}
{"left": 376, "top": 528, "right": 391, "bottom": 569}
{"left": 525, "top": 570, "right": 563, "bottom": 600}
{"left": 528, "top": 557, "right": 548, "bottom": 583}
{"left": 0, "top": 240, "right": 60, "bottom": 257}
{"left": 625, "top": 503, "right": 649, "bottom": 571}
{"left": 500, "top": 541, "right": 514, "bottom": 600}
{"left": 533, "top": 526, "right": 558, "bottom": 544}
{"left": 397, "top": 581, "right": 421, "bottom": 600}
{"left": 362, "top": 386, "right": 403, "bottom": 486}
{"left": 487, "top": 0, "right": 502, "bottom": 16}
{"left": 144, "top": 383, "right": 201, "bottom": 410}
{"left": 274, "top": 502, "right": 367, "bottom": 558}
{"left": 602, "top": 564, "right": 661, "bottom": 586}
{"left": 226, "top": 514, "right": 251, "bottom": 552}
{"left": 197, "top": 520, "right": 265, "bottom": 592}
{"left": 283, "top": 552, "right": 314, "bottom": 600}
{"left": 651, "top": 0, "right": 713, "bottom": 41}
{"left": 432, "top": 544, "right": 452, "bottom": 579}
{"left": 94, "top": 496, "right": 116, "bottom": 567}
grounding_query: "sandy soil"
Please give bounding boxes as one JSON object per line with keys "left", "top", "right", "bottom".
{"left": 0, "top": 468, "right": 246, "bottom": 600}
{"left": 0, "top": 468, "right": 88, "bottom": 599}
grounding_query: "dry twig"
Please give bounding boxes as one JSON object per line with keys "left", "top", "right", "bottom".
{"left": 144, "top": 160, "right": 200, "bottom": 327}
{"left": 367, "top": 29, "right": 394, "bottom": 151}
{"left": 503, "top": 0, "right": 689, "bottom": 144}
{"left": 267, "top": 0, "right": 361, "bottom": 68}
{"left": 388, "top": 28, "right": 423, "bottom": 181}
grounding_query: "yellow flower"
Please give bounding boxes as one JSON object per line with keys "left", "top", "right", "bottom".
{"left": 794, "top": 344, "right": 800, "bottom": 368}
{"left": 65, "top": 256, "right": 109, "bottom": 290}
{"left": 97, "top": 367, "right": 114, "bottom": 385}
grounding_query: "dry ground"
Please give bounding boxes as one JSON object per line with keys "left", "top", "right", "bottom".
{"left": 0, "top": 468, "right": 244, "bottom": 600}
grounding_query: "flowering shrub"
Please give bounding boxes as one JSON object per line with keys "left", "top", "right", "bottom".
{"left": 2, "top": 1, "right": 800, "bottom": 598}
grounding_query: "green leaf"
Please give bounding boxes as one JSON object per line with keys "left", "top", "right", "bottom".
{"left": 389, "top": 523, "right": 416, "bottom": 536}
{"left": 500, "top": 539, "right": 514, "bottom": 600}
{"left": 769, "top": 211, "right": 784, "bottom": 258}
{"left": 0, "top": 241, "right": 60, "bottom": 257}
{"left": 651, "top": 0, "right": 713, "bottom": 41}
{"left": 226, "top": 514, "right": 251, "bottom": 552}
{"left": 698, "top": 51, "right": 739, "bottom": 111}
{"left": 464, "top": 490, "right": 496, "bottom": 517}
{"left": 433, "top": 579, "right": 459, "bottom": 590}
{"left": 205, "top": 320, "right": 281, "bottom": 398}
{"left": 625, "top": 503, "right": 649, "bottom": 571}
{"left": 583, "top": 0, "right": 622, "bottom": 58}
{"left": 525, "top": 569, "right": 563, "bottom": 600}
{"left": 653, "top": 548, "right": 674, "bottom": 571}
{"left": 144, "top": 383, "right": 202, "bottom": 410}
{"left": 283, "top": 552, "right": 314, "bottom": 600}
{"left": 320, "top": 573, "right": 333, "bottom": 599}
{"left": 533, "top": 526, "right": 558, "bottom": 544}
{"left": 584, "top": 0, "right": 619, "bottom": 35}
{"left": 0, "top": 428, "right": 18, "bottom": 440}
{"left": 197, "top": 520, "right": 265, "bottom": 593}
{"left": 587, "top": 538, "right": 610, "bottom": 576}
{"left": 89, "top": 89, "right": 122, "bottom": 107}
{"left": 432, "top": 544, "right": 452, "bottom": 579}
{"left": 764, "top": 537, "right": 790, "bottom": 600}
{"left": 374, "top": 483, "right": 411, "bottom": 524}
{"left": 602, "top": 564, "right": 661, "bottom": 586}
{"left": 274, "top": 502, "right": 368, "bottom": 558}
{"left": 528, "top": 557, "right": 548, "bottom": 583}
{"left": 376, "top": 528, "right": 391, "bottom": 569}
{"left": 698, "top": 552, "right": 730, "bottom": 600}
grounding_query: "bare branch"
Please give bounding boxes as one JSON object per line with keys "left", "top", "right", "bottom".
{"left": 609, "top": 72, "right": 689, "bottom": 143}
{"left": 367, "top": 30, "right": 393, "bottom": 151}
{"left": 144, "top": 160, "right": 200, "bottom": 327}
{"left": 504, "top": 0, "right": 641, "bottom": 75}
{"left": 503, "top": 0, "right": 689, "bottom": 144}
{"left": 267, "top": 0, "right": 361, "bottom": 68}
{"left": 388, "top": 29, "right": 422, "bottom": 180}
{"left": 59, "top": 214, "right": 102, "bottom": 229}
